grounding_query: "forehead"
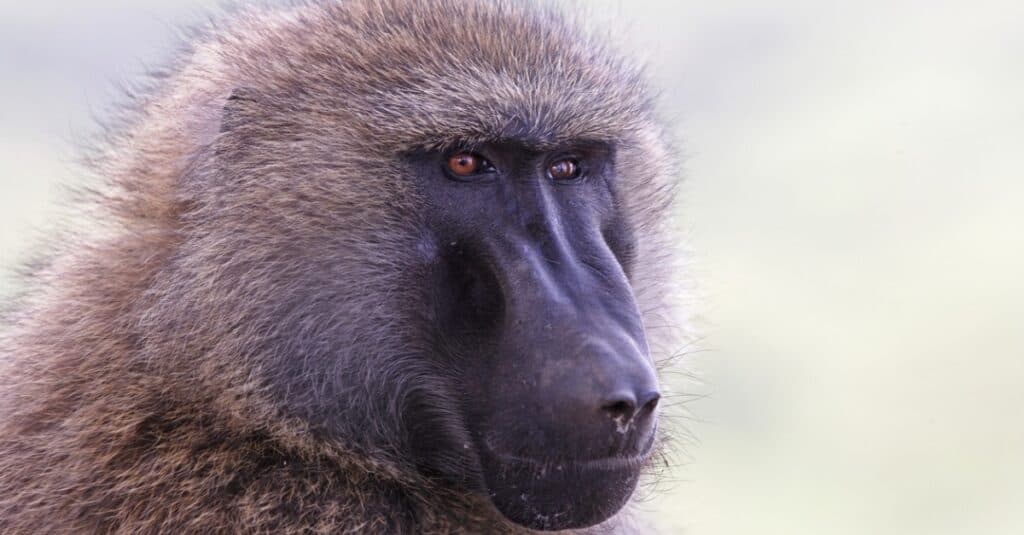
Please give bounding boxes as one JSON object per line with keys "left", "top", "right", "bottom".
{"left": 257, "top": 0, "right": 655, "bottom": 151}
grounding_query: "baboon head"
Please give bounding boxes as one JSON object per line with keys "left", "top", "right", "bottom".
{"left": 136, "top": 0, "right": 679, "bottom": 530}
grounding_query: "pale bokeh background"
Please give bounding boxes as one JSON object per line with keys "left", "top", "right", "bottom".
{"left": 2, "top": 1, "right": 1022, "bottom": 534}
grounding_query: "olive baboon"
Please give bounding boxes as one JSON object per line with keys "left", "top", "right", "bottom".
{"left": 0, "top": 0, "right": 686, "bottom": 532}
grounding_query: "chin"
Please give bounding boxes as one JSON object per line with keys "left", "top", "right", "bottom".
{"left": 479, "top": 448, "right": 650, "bottom": 531}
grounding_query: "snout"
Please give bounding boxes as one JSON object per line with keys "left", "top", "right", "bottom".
{"left": 497, "top": 316, "right": 661, "bottom": 462}
{"left": 480, "top": 319, "right": 660, "bottom": 531}
{"left": 483, "top": 227, "right": 662, "bottom": 460}
{"left": 434, "top": 187, "right": 663, "bottom": 530}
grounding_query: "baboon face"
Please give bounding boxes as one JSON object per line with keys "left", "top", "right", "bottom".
{"left": 408, "top": 140, "right": 660, "bottom": 530}
{"left": 177, "top": 1, "right": 673, "bottom": 531}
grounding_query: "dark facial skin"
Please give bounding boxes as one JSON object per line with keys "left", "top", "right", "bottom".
{"left": 408, "top": 141, "right": 661, "bottom": 531}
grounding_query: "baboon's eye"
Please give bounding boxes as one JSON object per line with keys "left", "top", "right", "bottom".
{"left": 547, "top": 158, "right": 582, "bottom": 182}
{"left": 445, "top": 152, "right": 494, "bottom": 179}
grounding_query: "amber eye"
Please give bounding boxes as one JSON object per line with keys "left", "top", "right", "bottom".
{"left": 547, "top": 158, "right": 582, "bottom": 182}
{"left": 446, "top": 152, "right": 491, "bottom": 178}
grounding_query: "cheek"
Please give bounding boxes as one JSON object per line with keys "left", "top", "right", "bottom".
{"left": 601, "top": 217, "right": 639, "bottom": 278}
{"left": 593, "top": 181, "right": 638, "bottom": 275}
{"left": 427, "top": 241, "right": 505, "bottom": 339}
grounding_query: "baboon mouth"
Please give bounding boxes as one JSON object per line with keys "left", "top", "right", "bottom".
{"left": 478, "top": 435, "right": 651, "bottom": 531}
{"left": 494, "top": 452, "right": 649, "bottom": 472}
{"left": 483, "top": 431, "right": 657, "bottom": 473}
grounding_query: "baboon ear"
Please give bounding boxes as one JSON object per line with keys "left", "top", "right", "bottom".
{"left": 220, "top": 87, "right": 259, "bottom": 133}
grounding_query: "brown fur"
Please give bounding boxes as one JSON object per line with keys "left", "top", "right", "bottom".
{"left": 0, "top": 1, "right": 686, "bottom": 533}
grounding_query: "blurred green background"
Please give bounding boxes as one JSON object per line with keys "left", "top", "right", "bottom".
{"left": 1, "top": 1, "right": 1022, "bottom": 533}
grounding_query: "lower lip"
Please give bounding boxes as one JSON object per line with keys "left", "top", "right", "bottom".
{"left": 484, "top": 432, "right": 657, "bottom": 473}
{"left": 480, "top": 442, "right": 648, "bottom": 531}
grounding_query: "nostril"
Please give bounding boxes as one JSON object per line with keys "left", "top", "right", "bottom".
{"left": 601, "top": 392, "right": 638, "bottom": 422}
{"left": 638, "top": 390, "right": 661, "bottom": 417}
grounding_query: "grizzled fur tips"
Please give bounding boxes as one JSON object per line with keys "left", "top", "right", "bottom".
{"left": 0, "top": 1, "right": 690, "bottom": 533}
